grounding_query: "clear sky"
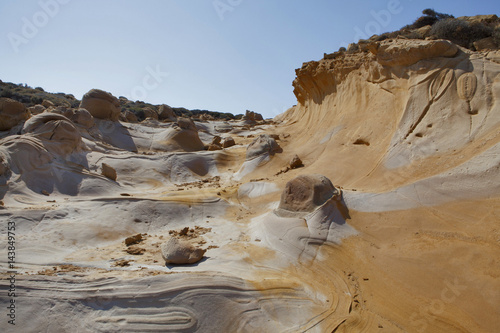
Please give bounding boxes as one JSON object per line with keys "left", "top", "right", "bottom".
{"left": 1, "top": 0, "right": 498, "bottom": 118}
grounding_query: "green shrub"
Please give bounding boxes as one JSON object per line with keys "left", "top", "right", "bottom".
{"left": 0, "top": 88, "right": 13, "bottom": 98}
{"left": 30, "top": 95, "right": 43, "bottom": 105}
{"left": 430, "top": 18, "right": 493, "bottom": 49}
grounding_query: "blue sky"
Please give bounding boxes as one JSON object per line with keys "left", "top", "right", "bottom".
{"left": 1, "top": 0, "right": 498, "bottom": 118}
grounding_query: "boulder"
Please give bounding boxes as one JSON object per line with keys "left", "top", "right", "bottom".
{"left": 221, "top": 136, "right": 235, "bottom": 148}
{"left": 143, "top": 107, "right": 158, "bottom": 120}
{"left": 177, "top": 117, "right": 197, "bottom": 131}
{"left": 71, "top": 108, "right": 95, "bottom": 129}
{"left": 42, "top": 99, "right": 55, "bottom": 108}
{"left": 246, "top": 134, "right": 282, "bottom": 160}
{"left": 474, "top": 37, "right": 497, "bottom": 51}
{"left": 102, "top": 163, "right": 117, "bottom": 181}
{"left": 211, "top": 136, "right": 222, "bottom": 145}
{"left": 0, "top": 98, "right": 29, "bottom": 131}
{"left": 289, "top": 154, "right": 303, "bottom": 169}
{"left": 243, "top": 110, "right": 264, "bottom": 122}
{"left": 28, "top": 104, "right": 46, "bottom": 115}
{"left": 158, "top": 104, "right": 176, "bottom": 121}
{"left": 79, "top": 89, "right": 121, "bottom": 121}
{"left": 276, "top": 174, "right": 340, "bottom": 216}
{"left": 49, "top": 106, "right": 73, "bottom": 119}
{"left": 207, "top": 144, "right": 222, "bottom": 151}
{"left": 22, "top": 113, "right": 82, "bottom": 155}
{"left": 122, "top": 110, "right": 138, "bottom": 123}
{"left": 161, "top": 237, "right": 206, "bottom": 265}
{"left": 150, "top": 118, "right": 205, "bottom": 152}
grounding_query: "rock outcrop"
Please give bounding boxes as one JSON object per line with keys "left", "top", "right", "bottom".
{"left": 0, "top": 97, "right": 29, "bottom": 131}
{"left": 80, "top": 89, "right": 121, "bottom": 121}
{"left": 276, "top": 174, "right": 340, "bottom": 216}
{"left": 246, "top": 134, "right": 281, "bottom": 160}
{"left": 158, "top": 104, "right": 176, "bottom": 121}
{"left": 21, "top": 113, "right": 82, "bottom": 155}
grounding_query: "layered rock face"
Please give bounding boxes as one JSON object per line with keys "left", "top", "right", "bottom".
{"left": 285, "top": 38, "right": 500, "bottom": 196}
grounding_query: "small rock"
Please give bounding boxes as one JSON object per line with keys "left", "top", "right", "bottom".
{"left": 179, "top": 227, "right": 189, "bottom": 236}
{"left": 221, "top": 136, "right": 235, "bottom": 148}
{"left": 473, "top": 37, "right": 497, "bottom": 51}
{"left": 113, "top": 259, "right": 130, "bottom": 267}
{"left": 126, "top": 247, "right": 146, "bottom": 255}
{"left": 207, "top": 143, "right": 222, "bottom": 151}
{"left": 125, "top": 234, "right": 143, "bottom": 246}
{"left": 41, "top": 190, "right": 50, "bottom": 196}
{"left": 102, "top": 163, "right": 117, "bottom": 181}
{"left": 161, "top": 237, "right": 206, "bottom": 265}
{"left": 42, "top": 99, "right": 55, "bottom": 108}
{"left": 289, "top": 154, "right": 303, "bottom": 169}
{"left": 211, "top": 136, "right": 222, "bottom": 145}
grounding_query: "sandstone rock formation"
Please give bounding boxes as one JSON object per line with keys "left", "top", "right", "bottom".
{"left": 21, "top": 113, "right": 82, "bottom": 155}
{"left": 150, "top": 117, "right": 205, "bottom": 152}
{"left": 214, "top": 122, "right": 233, "bottom": 133}
{"left": 71, "top": 108, "right": 95, "bottom": 129}
{"left": 80, "top": 89, "right": 121, "bottom": 121}
{"left": 276, "top": 174, "right": 340, "bottom": 216}
{"left": 242, "top": 110, "right": 264, "bottom": 122}
{"left": 246, "top": 134, "right": 281, "bottom": 160}
{"left": 0, "top": 97, "right": 29, "bottom": 131}
{"left": 161, "top": 237, "right": 206, "bottom": 265}
{"left": 28, "top": 104, "right": 46, "bottom": 115}
{"left": 101, "top": 163, "right": 117, "bottom": 181}
{"left": 143, "top": 107, "right": 158, "bottom": 120}
{"left": 289, "top": 154, "right": 303, "bottom": 169}
{"left": 122, "top": 110, "right": 138, "bottom": 123}
{"left": 221, "top": 136, "right": 235, "bottom": 148}
{"left": 158, "top": 104, "right": 176, "bottom": 121}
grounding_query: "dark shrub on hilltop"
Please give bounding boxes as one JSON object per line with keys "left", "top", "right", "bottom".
{"left": 408, "top": 9, "right": 454, "bottom": 29}
{"left": 430, "top": 18, "right": 493, "bottom": 49}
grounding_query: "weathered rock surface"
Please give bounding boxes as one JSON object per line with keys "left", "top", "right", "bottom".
{"left": 161, "top": 237, "right": 206, "bottom": 265}
{"left": 246, "top": 134, "right": 282, "bottom": 160}
{"left": 277, "top": 174, "right": 340, "bottom": 215}
{"left": 0, "top": 97, "right": 29, "bottom": 131}
{"left": 80, "top": 89, "right": 121, "bottom": 121}
{"left": 21, "top": 113, "right": 82, "bottom": 155}
{"left": 158, "top": 104, "right": 176, "bottom": 121}
{"left": 221, "top": 136, "right": 235, "bottom": 148}
{"left": 101, "top": 163, "right": 117, "bottom": 181}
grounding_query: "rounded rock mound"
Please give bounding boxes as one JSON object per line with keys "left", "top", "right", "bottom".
{"left": 79, "top": 89, "right": 121, "bottom": 121}
{"left": 246, "top": 134, "right": 282, "bottom": 160}
{"left": 276, "top": 174, "right": 340, "bottom": 217}
{"left": 0, "top": 97, "right": 29, "bottom": 131}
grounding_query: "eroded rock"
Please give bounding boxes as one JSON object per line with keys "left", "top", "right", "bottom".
{"left": 0, "top": 97, "right": 29, "bottom": 131}
{"left": 102, "top": 163, "right": 117, "bottom": 181}
{"left": 276, "top": 174, "right": 340, "bottom": 216}
{"left": 80, "top": 89, "right": 121, "bottom": 121}
{"left": 246, "top": 134, "right": 282, "bottom": 160}
{"left": 161, "top": 237, "right": 206, "bottom": 265}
